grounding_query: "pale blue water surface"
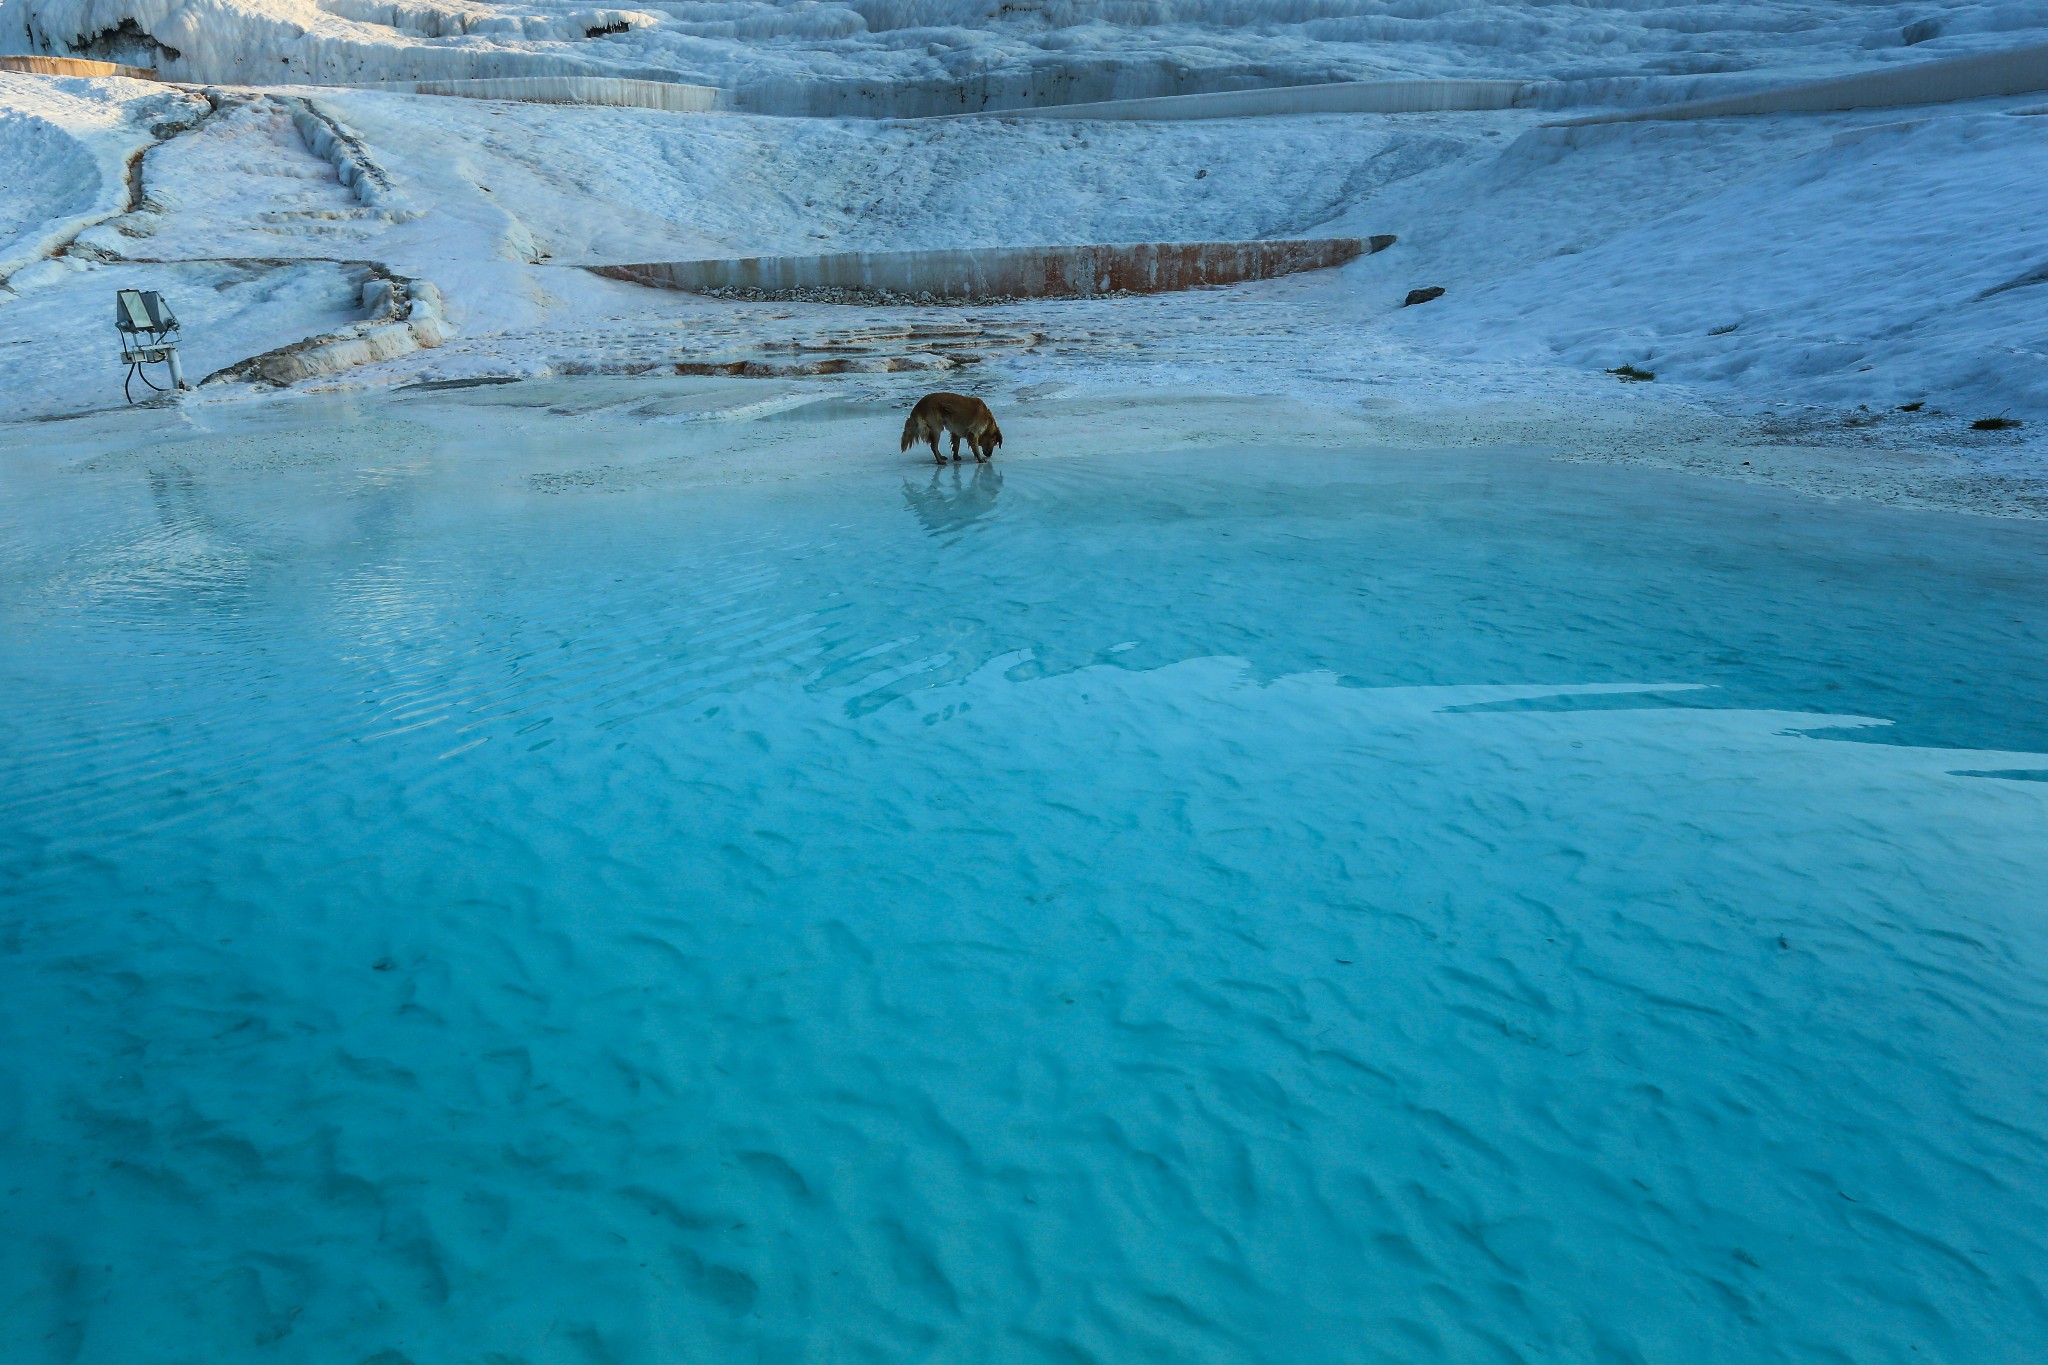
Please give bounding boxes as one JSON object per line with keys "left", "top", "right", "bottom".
{"left": 3, "top": 405, "right": 2047, "bottom": 1364}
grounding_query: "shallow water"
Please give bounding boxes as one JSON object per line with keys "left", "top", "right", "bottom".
{"left": 3, "top": 428, "right": 2047, "bottom": 1364}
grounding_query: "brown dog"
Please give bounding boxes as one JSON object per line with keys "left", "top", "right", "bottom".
{"left": 901, "top": 392, "right": 1003, "bottom": 464}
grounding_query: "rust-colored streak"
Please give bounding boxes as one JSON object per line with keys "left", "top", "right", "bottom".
{"left": 0, "top": 55, "right": 160, "bottom": 80}
{"left": 594, "top": 237, "right": 1387, "bottom": 303}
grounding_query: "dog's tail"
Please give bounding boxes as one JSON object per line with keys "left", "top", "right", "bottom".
{"left": 900, "top": 413, "right": 919, "bottom": 452}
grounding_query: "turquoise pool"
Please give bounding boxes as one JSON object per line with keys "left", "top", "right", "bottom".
{"left": 3, "top": 415, "right": 2046, "bottom": 1363}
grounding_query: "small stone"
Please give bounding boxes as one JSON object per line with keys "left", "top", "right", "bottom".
{"left": 1402, "top": 286, "right": 1445, "bottom": 307}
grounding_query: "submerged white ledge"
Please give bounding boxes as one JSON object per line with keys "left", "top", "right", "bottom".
{"left": 930, "top": 78, "right": 1535, "bottom": 122}
{"left": 1553, "top": 41, "right": 2048, "bottom": 125}
{"left": 341, "top": 76, "right": 720, "bottom": 113}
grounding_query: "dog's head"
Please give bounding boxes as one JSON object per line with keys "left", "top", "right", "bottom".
{"left": 985, "top": 420, "right": 1003, "bottom": 449}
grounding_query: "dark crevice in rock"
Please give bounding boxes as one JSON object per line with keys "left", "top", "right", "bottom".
{"left": 68, "top": 18, "right": 180, "bottom": 66}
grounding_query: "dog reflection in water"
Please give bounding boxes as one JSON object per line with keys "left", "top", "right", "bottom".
{"left": 903, "top": 460, "right": 1004, "bottom": 538}
{"left": 901, "top": 392, "right": 1003, "bottom": 464}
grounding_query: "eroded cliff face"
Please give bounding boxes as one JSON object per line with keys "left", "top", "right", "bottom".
{"left": 4, "top": 0, "right": 653, "bottom": 83}
{"left": 6, "top": 0, "right": 2042, "bottom": 106}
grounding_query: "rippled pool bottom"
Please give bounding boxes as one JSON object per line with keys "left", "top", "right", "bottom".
{"left": 3, "top": 436, "right": 2046, "bottom": 1364}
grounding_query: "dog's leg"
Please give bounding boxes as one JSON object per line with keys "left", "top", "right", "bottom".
{"left": 928, "top": 430, "right": 943, "bottom": 464}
